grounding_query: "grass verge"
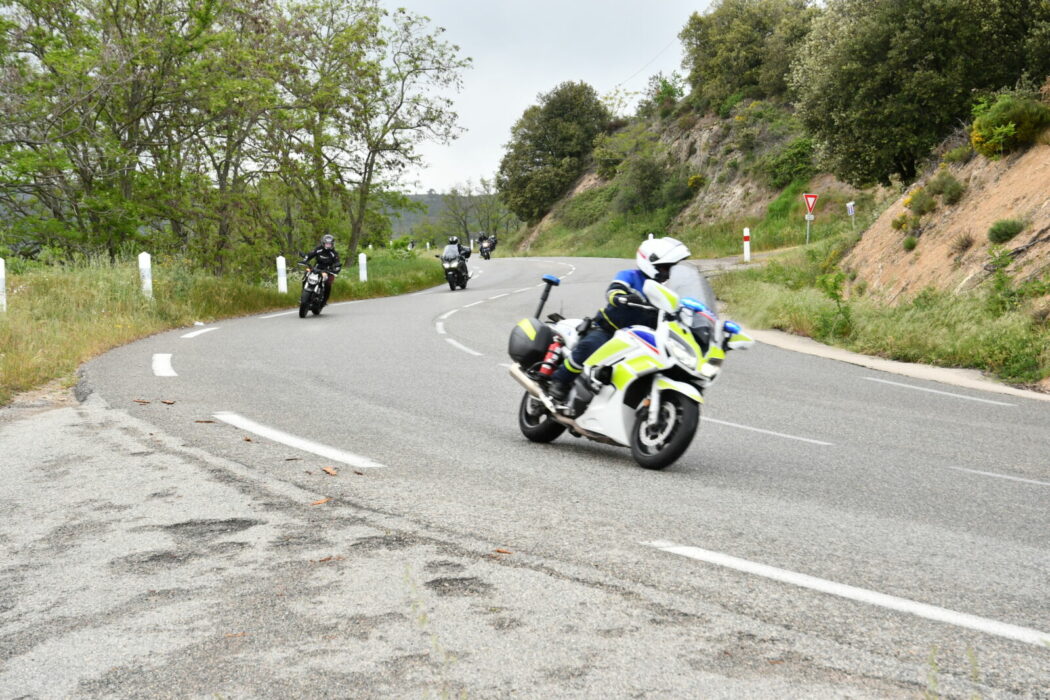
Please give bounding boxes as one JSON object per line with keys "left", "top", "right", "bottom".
{"left": 0, "top": 251, "right": 444, "bottom": 405}
{"left": 712, "top": 236, "right": 1050, "bottom": 385}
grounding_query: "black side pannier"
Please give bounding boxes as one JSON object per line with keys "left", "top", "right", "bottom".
{"left": 508, "top": 317, "right": 554, "bottom": 367}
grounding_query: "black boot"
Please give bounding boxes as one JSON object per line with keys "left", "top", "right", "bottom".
{"left": 547, "top": 380, "right": 569, "bottom": 404}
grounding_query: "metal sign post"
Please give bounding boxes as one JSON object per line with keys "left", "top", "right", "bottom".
{"left": 846, "top": 201, "right": 856, "bottom": 231}
{"left": 803, "top": 193, "right": 819, "bottom": 244}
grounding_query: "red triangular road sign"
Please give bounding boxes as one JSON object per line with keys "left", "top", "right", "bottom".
{"left": 803, "top": 193, "right": 818, "bottom": 213}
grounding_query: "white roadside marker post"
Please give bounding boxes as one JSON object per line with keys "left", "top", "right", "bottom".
{"left": 847, "top": 200, "right": 856, "bottom": 231}
{"left": 276, "top": 255, "right": 287, "bottom": 294}
{"left": 0, "top": 257, "right": 6, "bottom": 312}
{"left": 359, "top": 253, "right": 368, "bottom": 282}
{"left": 426, "top": 241, "right": 430, "bottom": 251}
{"left": 138, "top": 252, "right": 153, "bottom": 299}
{"left": 743, "top": 227, "right": 751, "bottom": 263}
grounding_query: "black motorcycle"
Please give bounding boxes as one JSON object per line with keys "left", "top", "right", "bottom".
{"left": 480, "top": 238, "right": 493, "bottom": 260}
{"left": 297, "top": 259, "right": 339, "bottom": 317}
{"left": 437, "top": 244, "right": 469, "bottom": 291}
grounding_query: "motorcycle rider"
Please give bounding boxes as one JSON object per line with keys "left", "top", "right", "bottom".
{"left": 303, "top": 234, "right": 341, "bottom": 304}
{"left": 547, "top": 236, "right": 691, "bottom": 403}
{"left": 449, "top": 235, "right": 471, "bottom": 259}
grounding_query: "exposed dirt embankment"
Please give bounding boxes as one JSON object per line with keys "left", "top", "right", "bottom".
{"left": 845, "top": 144, "right": 1050, "bottom": 302}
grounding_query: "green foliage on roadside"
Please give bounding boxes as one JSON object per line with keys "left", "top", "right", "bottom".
{"left": 903, "top": 236, "right": 918, "bottom": 252}
{"left": 714, "top": 235, "right": 1050, "bottom": 384}
{"left": 761, "top": 137, "right": 816, "bottom": 189}
{"left": 926, "top": 169, "right": 966, "bottom": 205}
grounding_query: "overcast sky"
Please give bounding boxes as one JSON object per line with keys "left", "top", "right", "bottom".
{"left": 381, "top": 1, "right": 710, "bottom": 194}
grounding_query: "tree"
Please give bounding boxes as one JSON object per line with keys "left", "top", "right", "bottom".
{"left": 496, "top": 81, "right": 610, "bottom": 224}
{"left": 678, "top": 0, "right": 817, "bottom": 111}
{"left": 439, "top": 177, "right": 520, "bottom": 239}
{"left": 792, "top": 0, "right": 1050, "bottom": 186}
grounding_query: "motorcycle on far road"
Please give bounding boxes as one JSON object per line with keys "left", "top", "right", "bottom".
{"left": 296, "top": 258, "right": 339, "bottom": 318}
{"left": 480, "top": 238, "right": 493, "bottom": 260}
{"left": 437, "top": 244, "right": 470, "bottom": 291}
{"left": 507, "top": 267, "right": 753, "bottom": 470}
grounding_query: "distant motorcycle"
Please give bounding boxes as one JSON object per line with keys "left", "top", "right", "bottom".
{"left": 437, "top": 244, "right": 469, "bottom": 290}
{"left": 507, "top": 269, "right": 753, "bottom": 470}
{"left": 480, "top": 238, "right": 493, "bottom": 260}
{"left": 297, "top": 259, "right": 339, "bottom": 317}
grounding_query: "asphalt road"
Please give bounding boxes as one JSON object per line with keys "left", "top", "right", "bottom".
{"left": 4, "top": 255, "right": 1049, "bottom": 697}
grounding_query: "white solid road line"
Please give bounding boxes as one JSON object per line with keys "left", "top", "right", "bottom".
{"left": 646, "top": 540, "right": 1050, "bottom": 648}
{"left": 151, "top": 354, "right": 177, "bottom": 377}
{"left": 439, "top": 308, "right": 459, "bottom": 320}
{"left": 435, "top": 321, "right": 446, "bottom": 335}
{"left": 213, "top": 411, "right": 385, "bottom": 468}
{"left": 445, "top": 338, "right": 483, "bottom": 356}
{"left": 463, "top": 300, "right": 484, "bottom": 308}
{"left": 863, "top": 377, "right": 1015, "bottom": 406}
{"left": 180, "top": 326, "right": 218, "bottom": 339}
{"left": 261, "top": 310, "right": 297, "bottom": 319}
{"left": 703, "top": 417, "right": 832, "bottom": 446}
{"left": 948, "top": 466, "right": 1050, "bottom": 487}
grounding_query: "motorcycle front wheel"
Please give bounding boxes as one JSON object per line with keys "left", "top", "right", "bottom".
{"left": 518, "top": 392, "right": 565, "bottom": 443}
{"left": 298, "top": 289, "right": 311, "bottom": 318}
{"left": 629, "top": 393, "right": 699, "bottom": 470}
{"left": 448, "top": 277, "right": 456, "bottom": 291}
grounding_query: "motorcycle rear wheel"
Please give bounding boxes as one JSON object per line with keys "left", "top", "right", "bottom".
{"left": 629, "top": 393, "right": 699, "bottom": 470}
{"left": 518, "top": 392, "right": 565, "bottom": 443}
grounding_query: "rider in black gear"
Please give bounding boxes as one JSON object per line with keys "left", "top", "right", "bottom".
{"left": 448, "top": 235, "right": 471, "bottom": 260}
{"left": 303, "top": 234, "right": 341, "bottom": 304}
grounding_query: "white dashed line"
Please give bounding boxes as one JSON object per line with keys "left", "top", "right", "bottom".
{"left": 435, "top": 321, "right": 446, "bottom": 335}
{"left": 151, "top": 354, "right": 177, "bottom": 377}
{"left": 863, "top": 377, "right": 1015, "bottom": 406}
{"left": 180, "top": 326, "right": 218, "bottom": 339}
{"left": 439, "top": 309, "right": 459, "bottom": 320}
{"left": 463, "top": 300, "right": 484, "bottom": 308}
{"left": 213, "top": 412, "right": 385, "bottom": 468}
{"left": 702, "top": 417, "right": 832, "bottom": 446}
{"left": 261, "top": 310, "right": 297, "bottom": 319}
{"left": 645, "top": 540, "right": 1050, "bottom": 648}
{"left": 488, "top": 293, "right": 509, "bottom": 300}
{"left": 445, "top": 338, "right": 483, "bottom": 356}
{"left": 514, "top": 287, "right": 533, "bottom": 294}
{"left": 947, "top": 466, "right": 1050, "bottom": 487}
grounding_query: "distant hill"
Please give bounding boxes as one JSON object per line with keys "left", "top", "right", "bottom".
{"left": 388, "top": 193, "right": 446, "bottom": 236}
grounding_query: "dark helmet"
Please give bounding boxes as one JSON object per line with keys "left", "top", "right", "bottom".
{"left": 321, "top": 234, "right": 335, "bottom": 248}
{"left": 448, "top": 236, "right": 459, "bottom": 245}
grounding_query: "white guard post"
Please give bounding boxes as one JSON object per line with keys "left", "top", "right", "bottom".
{"left": 276, "top": 255, "right": 287, "bottom": 293}
{"left": 358, "top": 253, "right": 368, "bottom": 282}
{"left": 847, "top": 201, "right": 856, "bottom": 231}
{"left": 426, "top": 241, "right": 430, "bottom": 250}
{"left": 138, "top": 252, "right": 153, "bottom": 299}
{"left": 0, "top": 257, "right": 6, "bottom": 312}
{"left": 743, "top": 227, "right": 751, "bottom": 263}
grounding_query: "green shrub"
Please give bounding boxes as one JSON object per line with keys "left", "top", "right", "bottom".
{"left": 904, "top": 188, "right": 937, "bottom": 216}
{"left": 942, "top": 143, "right": 973, "bottom": 164}
{"left": 971, "top": 94, "right": 1050, "bottom": 157}
{"left": 892, "top": 213, "right": 921, "bottom": 233}
{"left": 557, "top": 185, "right": 616, "bottom": 228}
{"left": 687, "top": 174, "right": 707, "bottom": 190}
{"left": 677, "top": 113, "right": 698, "bottom": 131}
{"left": 613, "top": 156, "right": 665, "bottom": 213}
{"left": 903, "top": 236, "right": 918, "bottom": 252}
{"left": 926, "top": 169, "right": 965, "bottom": 205}
{"left": 950, "top": 233, "right": 975, "bottom": 256}
{"left": 718, "top": 91, "right": 746, "bottom": 119}
{"left": 988, "top": 219, "right": 1026, "bottom": 244}
{"left": 762, "top": 137, "right": 816, "bottom": 189}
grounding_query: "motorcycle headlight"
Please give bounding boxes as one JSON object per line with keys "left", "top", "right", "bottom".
{"left": 667, "top": 333, "right": 697, "bottom": 368}
{"left": 307, "top": 273, "right": 321, "bottom": 284}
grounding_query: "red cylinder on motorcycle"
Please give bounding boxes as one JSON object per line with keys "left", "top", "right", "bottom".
{"left": 538, "top": 341, "right": 563, "bottom": 376}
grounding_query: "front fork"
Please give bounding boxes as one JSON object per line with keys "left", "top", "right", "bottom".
{"left": 647, "top": 383, "right": 663, "bottom": 425}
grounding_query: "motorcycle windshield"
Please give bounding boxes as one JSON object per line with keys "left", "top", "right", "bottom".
{"left": 441, "top": 245, "right": 461, "bottom": 261}
{"left": 668, "top": 265, "right": 717, "bottom": 347}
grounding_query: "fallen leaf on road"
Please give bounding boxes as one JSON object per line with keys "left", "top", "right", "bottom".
{"left": 310, "top": 497, "right": 331, "bottom": 506}
{"left": 768, "top": 660, "right": 784, "bottom": 665}
{"left": 285, "top": 457, "right": 302, "bottom": 461}
{"left": 161, "top": 400, "right": 175, "bottom": 405}
{"left": 224, "top": 632, "right": 246, "bottom": 638}
{"left": 353, "top": 471, "right": 364, "bottom": 476}
{"left": 322, "top": 467, "right": 338, "bottom": 476}
{"left": 133, "top": 399, "right": 150, "bottom": 404}
{"left": 195, "top": 420, "right": 215, "bottom": 424}
{"left": 318, "top": 556, "right": 334, "bottom": 562}
{"left": 243, "top": 436, "right": 252, "bottom": 442}
{"left": 495, "top": 548, "right": 512, "bottom": 555}
{"left": 304, "top": 470, "right": 313, "bottom": 474}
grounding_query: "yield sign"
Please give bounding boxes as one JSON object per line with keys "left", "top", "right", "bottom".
{"left": 803, "top": 193, "right": 818, "bottom": 214}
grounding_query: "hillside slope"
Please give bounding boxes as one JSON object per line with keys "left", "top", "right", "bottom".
{"left": 845, "top": 144, "right": 1050, "bottom": 301}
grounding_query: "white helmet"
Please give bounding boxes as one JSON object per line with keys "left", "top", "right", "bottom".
{"left": 636, "top": 236, "right": 690, "bottom": 281}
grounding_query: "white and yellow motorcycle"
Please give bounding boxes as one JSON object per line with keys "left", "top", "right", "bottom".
{"left": 507, "top": 269, "right": 753, "bottom": 470}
